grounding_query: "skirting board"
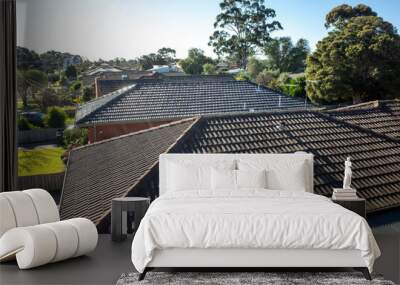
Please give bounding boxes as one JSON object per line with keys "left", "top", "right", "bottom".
{"left": 147, "top": 248, "right": 366, "bottom": 268}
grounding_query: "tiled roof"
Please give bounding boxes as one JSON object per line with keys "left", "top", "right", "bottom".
{"left": 62, "top": 105, "right": 400, "bottom": 227}
{"left": 60, "top": 118, "right": 197, "bottom": 224}
{"left": 167, "top": 110, "right": 400, "bottom": 213}
{"left": 97, "top": 79, "right": 138, "bottom": 96}
{"left": 76, "top": 76, "right": 309, "bottom": 126}
{"left": 328, "top": 100, "right": 400, "bottom": 140}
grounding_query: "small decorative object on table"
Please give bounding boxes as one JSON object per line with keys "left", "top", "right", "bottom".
{"left": 111, "top": 197, "right": 150, "bottom": 242}
{"left": 332, "top": 157, "right": 358, "bottom": 200}
{"left": 332, "top": 157, "right": 366, "bottom": 218}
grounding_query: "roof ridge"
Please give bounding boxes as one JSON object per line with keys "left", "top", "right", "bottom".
{"left": 326, "top": 100, "right": 400, "bottom": 112}
{"left": 70, "top": 117, "right": 198, "bottom": 153}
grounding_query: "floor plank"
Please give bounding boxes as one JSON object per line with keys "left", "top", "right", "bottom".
{"left": 0, "top": 234, "right": 133, "bottom": 285}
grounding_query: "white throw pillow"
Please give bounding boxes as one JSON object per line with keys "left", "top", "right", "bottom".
{"left": 166, "top": 159, "right": 236, "bottom": 192}
{"left": 236, "top": 169, "right": 267, "bottom": 189}
{"left": 238, "top": 159, "right": 308, "bottom": 192}
{"left": 167, "top": 162, "right": 211, "bottom": 191}
{"left": 211, "top": 168, "right": 236, "bottom": 191}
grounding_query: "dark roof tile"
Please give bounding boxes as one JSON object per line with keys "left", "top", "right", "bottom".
{"left": 76, "top": 76, "right": 309, "bottom": 126}
{"left": 60, "top": 118, "right": 197, "bottom": 224}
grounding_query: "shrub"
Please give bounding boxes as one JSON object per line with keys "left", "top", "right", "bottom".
{"left": 247, "top": 57, "right": 264, "bottom": 79}
{"left": 289, "top": 76, "right": 306, "bottom": 97}
{"left": 18, "top": 117, "right": 32, "bottom": 131}
{"left": 70, "top": 81, "right": 82, "bottom": 92}
{"left": 255, "top": 69, "right": 279, "bottom": 88}
{"left": 234, "top": 71, "right": 251, "bottom": 81}
{"left": 62, "top": 127, "right": 88, "bottom": 147}
{"left": 45, "top": 107, "right": 66, "bottom": 129}
{"left": 82, "top": 86, "right": 94, "bottom": 102}
{"left": 202, "top": 63, "right": 217, "bottom": 75}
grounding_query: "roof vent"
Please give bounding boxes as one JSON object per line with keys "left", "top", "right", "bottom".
{"left": 278, "top": 95, "right": 282, "bottom": 107}
{"left": 249, "top": 108, "right": 255, "bottom": 113}
{"left": 243, "top": 103, "right": 247, "bottom": 110}
{"left": 275, "top": 121, "right": 285, "bottom": 131}
{"left": 256, "top": 85, "right": 261, "bottom": 92}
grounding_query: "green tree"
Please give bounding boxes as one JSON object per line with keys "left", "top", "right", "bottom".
{"left": 38, "top": 88, "right": 60, "bottom": 112}
{"left": 65, "top": 65, "right": 77, "bottom": 80}
{"left": 16, "top": 47, "right": 41, "bottom": 70}
{"left": 17, "top": 69, "right": 48, "bottom": 108}
{"left": 263, "top": 37, "right": 310, "bottom": 73}
{"left": 209, "top": 0, "right": 282, "bottom": 68}
{"left": 246, "top": 57, "right": 264, "bottom": 79}
{"left": 255, "top": 69, "right": 279, "bottom": 88}
{"left": 58, "top": 74, "right": 68, "bottom": 87}
{"left": 280, "top": 76, "right": 306, "bottom": 97}
{"left": 157, "top": 47, "right": 176, "bottom": 64}
{"left": 325, "top": 4, "right": 376, "bottom": 29}
{"left": 306, "top": 4, "right": 400, "bottom": 104}
{"left": 70, "top": 81, "right": 82, "bottom": 92}
{"left": 82, "top": 86, "right": 94, "bottom": 102}
{"left": 45, "top": 107, "right": 66, "bottom": 129}
{"left": 203, "top": 63, "right": 217, "bottom": 75}
{"left": 179, "top": 48, "right": 213, "bottom": 74}
{"left": 137, "top": 47, "right": 176, "bottom": 70}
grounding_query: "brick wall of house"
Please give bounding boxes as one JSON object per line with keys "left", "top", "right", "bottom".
{"left": 88, "top": 120, "right": 174, "bottom": 143}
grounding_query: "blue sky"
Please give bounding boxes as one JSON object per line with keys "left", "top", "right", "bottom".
{"left": 17, "top": 0, "right": 400, "bottom": 60}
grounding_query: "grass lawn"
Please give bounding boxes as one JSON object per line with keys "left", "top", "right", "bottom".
{"left": 18, "top": 146, "right": 65, "bottom": 176}
{"left": 66, "top": 117, "right": 75, "bottom": 126}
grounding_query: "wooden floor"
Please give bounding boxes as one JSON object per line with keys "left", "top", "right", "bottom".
{"left": 1, "top": 233, "right": 398, "bottom": 285}
{"left": 0, "top": 235, "right": 134, "bottom": 285}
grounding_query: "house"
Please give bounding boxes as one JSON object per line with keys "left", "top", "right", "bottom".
{"left": 81, "top": 67, "right": 154, "bottom": 87}
{"left": 61, "top": 102, "right": 400, "bottom": 232}
{"left": 63, "top": 55, "right": 82, "bottom": 70}
{"left": 147, "top": 64, "right": 181, "bottom": 73}
{"left": 75, "top": 75, "right": 309, "bottom": 143}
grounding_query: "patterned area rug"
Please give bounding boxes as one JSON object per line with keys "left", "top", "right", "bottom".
{"left": 116, "top": 272, "right": 395, "bottom": 285}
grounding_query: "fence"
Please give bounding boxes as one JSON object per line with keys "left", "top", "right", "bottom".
{"left": 18, "top": 172, "right": 65, "bottom": 192}
{"left": 18, "top": 128, "right": 61, "bottom": 145}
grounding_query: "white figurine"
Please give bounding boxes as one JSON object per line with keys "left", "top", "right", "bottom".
{"left": 343, "top": 157, "right": 352, "bottom": 189}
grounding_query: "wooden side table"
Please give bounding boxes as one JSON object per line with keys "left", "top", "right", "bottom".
{"left": 111, "top": 197, "right": 150, "bottom": 242}
{"left": 332, "top": 197, "right": 366, "bottom": 219}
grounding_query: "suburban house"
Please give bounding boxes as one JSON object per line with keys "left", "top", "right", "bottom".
{"left": 61, "top": 100, "right": 400, "bottom": 232}
{"left": 81, "top": 64, "right": 154, "bottom": 86}
{"left": 75, "top": 75, "right": 309, "bottom": 143}
{"left": 147, "top": 64, "right": 182, "bottom": 73}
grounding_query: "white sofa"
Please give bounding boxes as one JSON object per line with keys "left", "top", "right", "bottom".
{"left": 0, "top": 189, "right": 98, "bottom": 269}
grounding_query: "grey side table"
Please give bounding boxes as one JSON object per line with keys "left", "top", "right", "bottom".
{"left": 111, "top": 197, "right": 150, "bottom": 242}
{"left": 332, "top": 197, "right": 366, "bottom": 219}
